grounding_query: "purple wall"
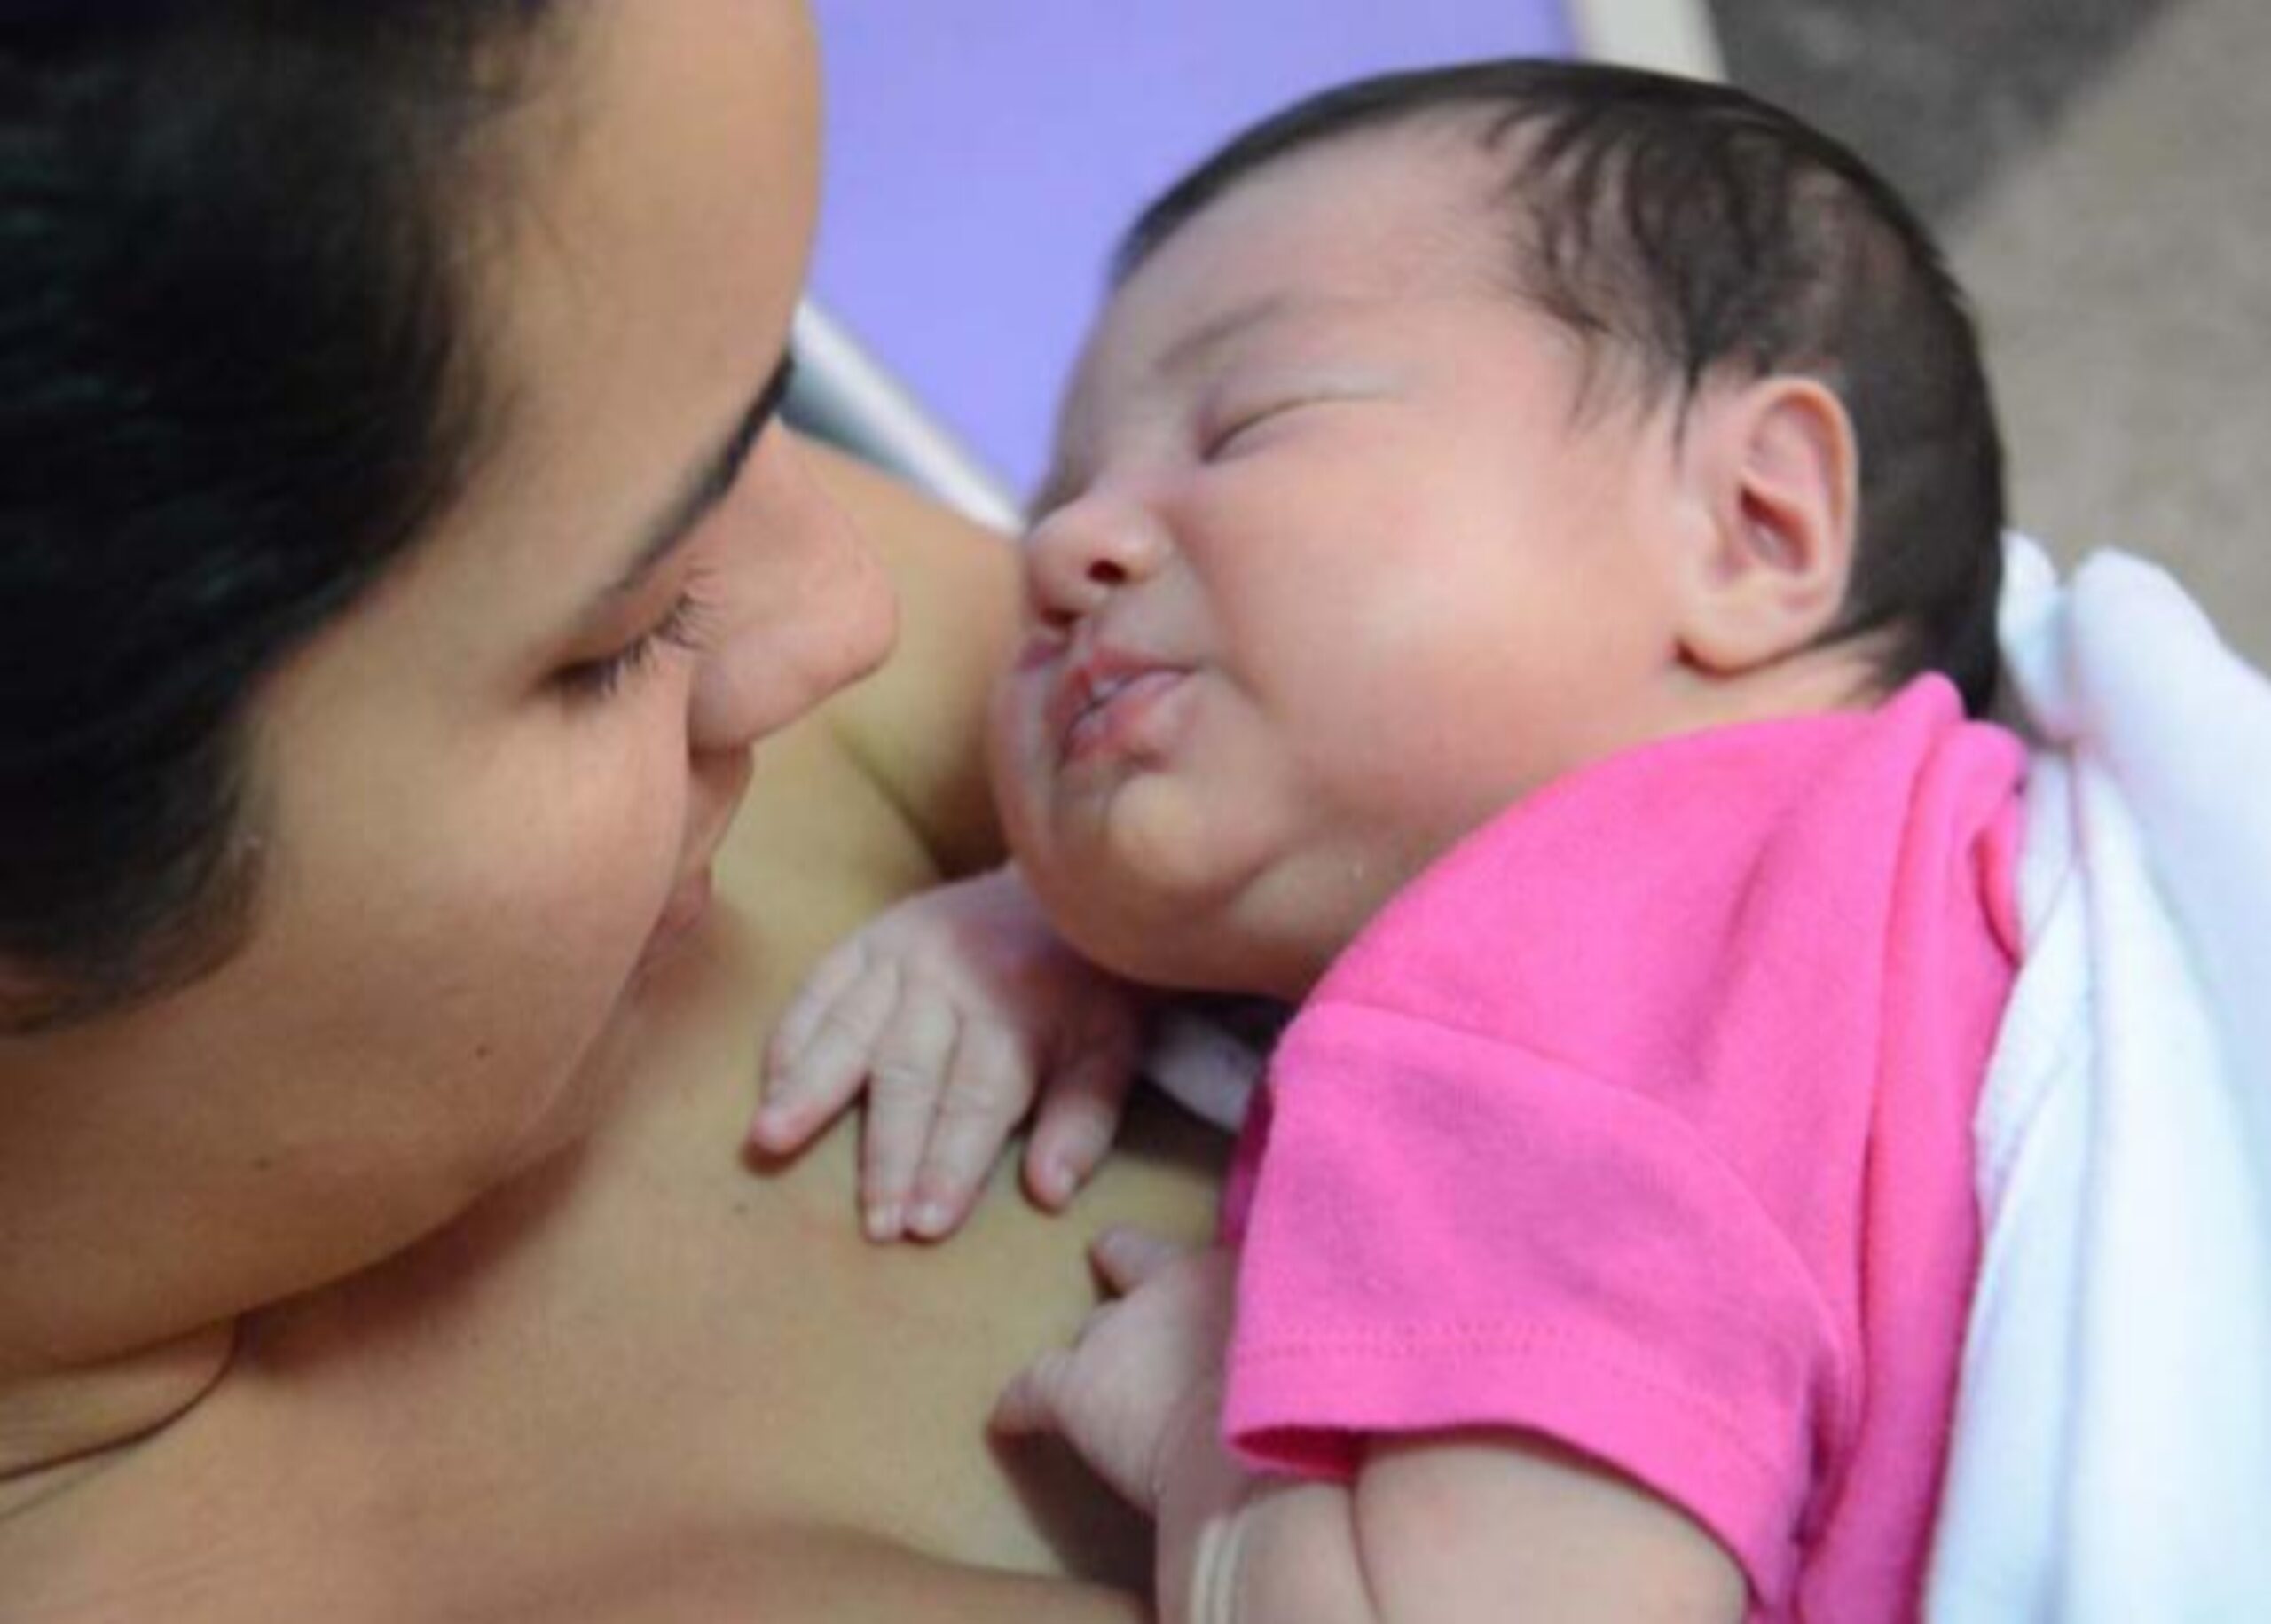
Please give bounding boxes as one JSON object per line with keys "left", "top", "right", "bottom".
{"left": 809, "top": 4, "right": 1573, "bottom": 497}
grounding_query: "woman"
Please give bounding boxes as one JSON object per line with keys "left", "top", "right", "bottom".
{"left": 0, "top": 2, "right": 1219, "bottom": 1617}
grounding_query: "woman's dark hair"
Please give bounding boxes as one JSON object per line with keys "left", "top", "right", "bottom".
{"left": 1119, "top": 59, "right": 2006, "bottom": 718}
{"left": 2, "top": 2, "right": 561, "bottom": 1031}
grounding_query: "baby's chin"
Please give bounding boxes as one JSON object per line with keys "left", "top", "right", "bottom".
{"left": 1015, "top": 784, "right": 1334, "bottom": 992}
{"left": 1033, "top": 861, "right": 1314, "bottom": 1001}
{"left": 1083, "top": 920, "right": 1292, "bottom": 1000}
{"left": 1039, "top": 874, "right": 1211, "bottom": 980}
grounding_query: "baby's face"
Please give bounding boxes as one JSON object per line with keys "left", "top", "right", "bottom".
{"left": 990, "top": 127, "right": 1696, "bottom": 998}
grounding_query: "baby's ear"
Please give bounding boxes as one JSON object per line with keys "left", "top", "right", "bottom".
{"left": 1670, "top": 374, "right": 1858, "bottom": 675}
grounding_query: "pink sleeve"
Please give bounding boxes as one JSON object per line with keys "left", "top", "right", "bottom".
{"left": 1220, "top": 681, "right": 2023, "bottom": 1615}
{"left": 1225, "top": 1003, "right": 1839, "bottom": 1600}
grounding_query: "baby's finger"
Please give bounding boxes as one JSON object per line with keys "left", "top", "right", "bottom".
{"left": 989, "top": 1346, "right": 1077, "bottom": 1439}
{"left": 749, "top": 953, "right": 899, "bottom": 1151}
{"left": 1022, "top": 1040, "right": 1139, "bottom": 1211}
{"left": 763, "top": 937, "right": 866, "bottom": 1074}
{"left": 1090, "top": 1227, "right": 1192, "bottom": 1296}
{"left": 860, "top": 982, "right": 957, "bottom": 1241}
{"left": 905, "top": 1022, "right": 1037, "bottom": 1240}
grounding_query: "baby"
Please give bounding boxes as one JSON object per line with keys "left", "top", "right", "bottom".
{"left": 753, "top": 59, "right": 2021, "bottom": 1621}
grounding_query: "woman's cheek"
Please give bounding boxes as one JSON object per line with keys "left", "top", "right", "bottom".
{"left": 557, "top": 723, "right": 692, "bottom": 953}
{"left": 458, "top": 714, "right": 691, "bottom": 1010}
{"left": 436, "top": 758, "right": 688, "bottom": 1166}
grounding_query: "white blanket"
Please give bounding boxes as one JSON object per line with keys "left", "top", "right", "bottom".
{"left": 1927, "top": 537, "right": 2271, "bottom": 1620}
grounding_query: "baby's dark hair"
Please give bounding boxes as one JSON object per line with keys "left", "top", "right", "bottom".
{"left": 1, "top": 2, "right": 559, "bottom": 1031}
{"left": 1117, "top": 59, "right": 2005, "bottom": 716}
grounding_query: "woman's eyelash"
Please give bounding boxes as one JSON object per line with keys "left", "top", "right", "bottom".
{"left": 560, "top": 584, "right": 719, "bottom": 702}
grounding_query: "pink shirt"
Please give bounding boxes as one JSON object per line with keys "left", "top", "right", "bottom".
{"left": 1222, "top": 677, "right": 2025, "bottom": 1620}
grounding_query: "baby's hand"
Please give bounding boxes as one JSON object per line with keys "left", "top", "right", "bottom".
{"left": 992, "top": 1230, "right": 1236, "bottom": 1515}
{"left": 750, "top": 865, "right": 1145, "bottom": 1242}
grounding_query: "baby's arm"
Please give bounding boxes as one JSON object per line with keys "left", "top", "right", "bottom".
{"left": 750, "top": 864, "right": 1149, "bottom": 1241}
{"left": 995, "top": 1234, "right": 1746, "bottom": 1624}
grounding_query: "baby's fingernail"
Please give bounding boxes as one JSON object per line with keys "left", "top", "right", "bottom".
{"left": 864, "top": 1203, "right": 901, "bottom": 1242}
{"left": 908, "top": 1198, "right": 951, "bottom": 1237}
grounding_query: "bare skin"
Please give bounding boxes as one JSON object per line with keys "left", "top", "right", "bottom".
{"left": 0, "top": 451, "right": 1226, "bottom": 1623}
{"left": 0, "top": 5, "right": 1223, "bottom": 1612}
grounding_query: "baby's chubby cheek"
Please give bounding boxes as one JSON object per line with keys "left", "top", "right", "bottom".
{"left": 986, "top": 673, "right": 1117, "bottom": 928}
{"left": 984, "top": 667, "right": 1048, "bottom": 843}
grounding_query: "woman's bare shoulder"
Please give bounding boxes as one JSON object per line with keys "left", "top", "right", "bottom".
{"left": 3, "top": 883, "right": 1220, "bottom": 1622}
{"left": 526, "top": 1518, "right": 1156, "bottom": 1624}
{"left": 800, "top": 438, "right": 1022, "bottom": 879}
{"left": 2, "top": 728, "right": 1220, "bottom": 1624}
{"left": 2, "top": 1463, "right": 1157, "bottom": 1624}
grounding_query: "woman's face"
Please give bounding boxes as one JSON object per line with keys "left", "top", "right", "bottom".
{"left": 29, "top": 0, "right": 893, "bottom": 1317}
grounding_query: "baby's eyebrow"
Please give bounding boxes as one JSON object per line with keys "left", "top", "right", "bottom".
{"left": 1027, "top": 294, "right": 1302, "bottom": 517}
{"left": 1153, "top": 292, "right": 1296, "bottom": 381}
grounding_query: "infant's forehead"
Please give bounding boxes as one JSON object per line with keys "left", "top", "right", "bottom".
{"left": 1097, "top": 139, "right": 1521, "bottom": 349}
{"left": 1154, "top": 116, "right": 1521, "bottom": 274}
{"left": 1030, "top": 119, "right": 1615, "bottom": 488}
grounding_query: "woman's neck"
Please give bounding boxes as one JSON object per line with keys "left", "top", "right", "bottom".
{"left": 0, "top": 1322, "right": 235, "bottom": 1518}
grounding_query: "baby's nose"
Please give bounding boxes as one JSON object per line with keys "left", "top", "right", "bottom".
{"left": 1022, "top": 495, "right": 1170, "bottom": 631}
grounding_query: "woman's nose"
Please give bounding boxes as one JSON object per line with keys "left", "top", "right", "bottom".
{"left": 690, "top": 432, "right": 898, "bottom": 755}
{"left": 1022, "top": 492, "right": 1170, "bottom": 632}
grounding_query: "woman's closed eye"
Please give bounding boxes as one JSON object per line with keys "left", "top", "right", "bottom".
{"left": 557, "top": 579, "right": 720, "bottom": 703}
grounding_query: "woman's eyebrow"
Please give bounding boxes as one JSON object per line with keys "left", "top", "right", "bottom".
{"left": 599, "top": 350, "right": 797, "bottom": 603}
